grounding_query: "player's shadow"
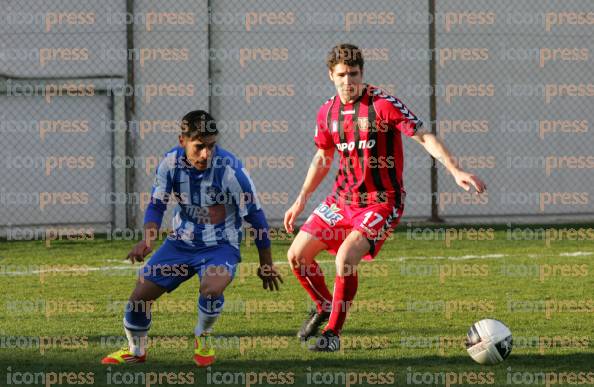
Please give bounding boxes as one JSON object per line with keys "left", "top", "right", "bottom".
{"left": 1, "top": 348, "right": 591, "bottom": 370}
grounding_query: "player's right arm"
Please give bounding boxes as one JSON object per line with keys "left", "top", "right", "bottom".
{"left": 284, "top": 104, "right": 336, "bottom": 233}
{"left": 128, "top": 153, "right": 175, "bottom": 263}
{"left": 284, "top": 147, "right": 334, "bottom": 233}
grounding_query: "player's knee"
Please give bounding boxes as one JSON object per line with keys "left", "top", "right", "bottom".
{"left": 335, "top": 253, "right": 358, "bottom": 275}
{"left": 287, "top": 248, "right": 298, "bottom": 267}
{"left": 200, "top": 284, "right": 224, "bottom": 299}
{"left": 129, "top": 280, "right": 163, "bottom": 303}
{"left": 287, "top": 248, "right": 306, "bottom": 268}
{"left": 129, "top": 288, "right": 149, "bottom": 303}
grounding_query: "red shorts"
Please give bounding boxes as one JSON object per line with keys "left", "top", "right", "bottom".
{"left": 300, "top": 195, "right": 403, "bottom": 260}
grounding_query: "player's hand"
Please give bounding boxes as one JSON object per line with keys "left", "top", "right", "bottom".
{"left": 127, "top": 240, "right": 152, "bottom": 263}
{"left": 284, "top": 200, "right": 305, "bottom": 234}
{"left": 453, "top": 170, "right": 487, "bottom": 194}
{"left": 257, "top": 264, "right": 283, "bottom": 291}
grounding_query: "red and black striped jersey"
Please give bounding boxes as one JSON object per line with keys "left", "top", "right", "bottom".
{"left": 314, "top": 84, "right": 422, "bottom": 207}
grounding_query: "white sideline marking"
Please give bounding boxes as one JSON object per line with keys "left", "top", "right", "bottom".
{"left": 2, "top": 251, "right": 593, "bottom": 276}
{"left": 3, "top": 265, "right": 134, "bottom": 276}
{"left": 559, "top": 252, "right": 592, "bottom": 257}
{"left": 398, "top": 254, "right": 506, "bottom": 261}
{"left": 0, "top": 253, "right": 506, "bottom": 275}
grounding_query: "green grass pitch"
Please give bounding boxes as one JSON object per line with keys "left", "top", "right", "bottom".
{"left": 1, "top": 223, "right": 594, "bottom": 386}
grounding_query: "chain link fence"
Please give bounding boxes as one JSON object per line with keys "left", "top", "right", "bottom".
{"left": 1, "top": 0, "right": 593, "bottom": 237}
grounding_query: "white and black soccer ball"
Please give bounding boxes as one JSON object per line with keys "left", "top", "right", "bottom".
{"left": 465, "top": 319, "right": 512, "bottom": 365}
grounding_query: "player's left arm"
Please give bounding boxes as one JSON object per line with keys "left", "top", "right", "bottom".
{"left": 378, "top": 92, "right": 485, "bottom": 193}
{"left": 244, "top": 210, "right": 284, "bottom": 292}
{"left": 225, "top": 164, "right": 283, "bottom": 291}
{"left": 411, "top": 129, "right": 487, "bottom": 193}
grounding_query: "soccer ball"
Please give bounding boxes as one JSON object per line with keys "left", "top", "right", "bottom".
{"left": 465, "top": 319, "right": 512, "bottom": 365}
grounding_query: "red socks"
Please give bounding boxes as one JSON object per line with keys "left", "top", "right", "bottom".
{"left": 292, "top": 262, "right": 359, "bottom": 334}
{"left": 325, "top": 274, "right": 358, "bottom": 335}
{"left": 291, "top": 261, "right": 332, "bottom": 313}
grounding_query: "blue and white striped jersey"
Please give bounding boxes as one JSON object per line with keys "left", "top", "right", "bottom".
{"left": 144, "top": 145, "right": 267, "bottom": 250}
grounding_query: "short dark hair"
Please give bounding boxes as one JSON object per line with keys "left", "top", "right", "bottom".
{"left": 326, "top": 43, "right": 364, "bottom": 72}
{"left": 180, "top": 110, "right": 218, "bottom": 139}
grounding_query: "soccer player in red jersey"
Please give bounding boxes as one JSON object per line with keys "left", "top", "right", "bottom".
{"left": 284, "top": 44, "right": 487, "bottom": 351}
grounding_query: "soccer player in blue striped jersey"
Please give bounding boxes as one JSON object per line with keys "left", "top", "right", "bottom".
{"left": 101, "top": 110, "right": 282, "bottom": 367}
